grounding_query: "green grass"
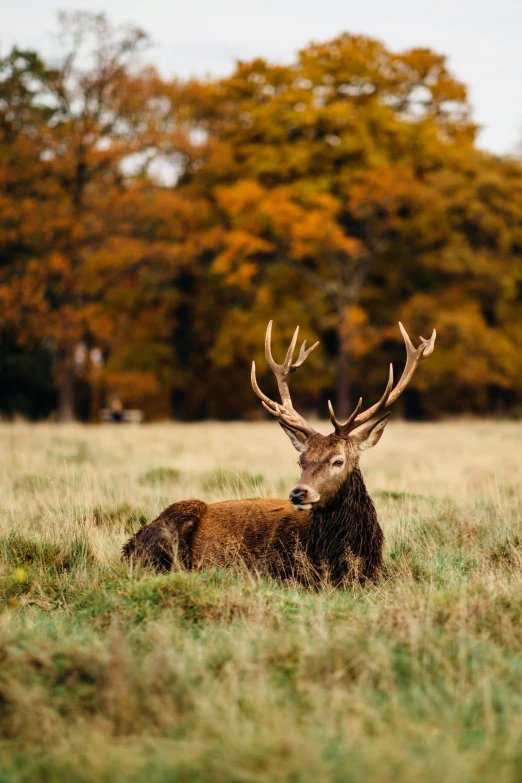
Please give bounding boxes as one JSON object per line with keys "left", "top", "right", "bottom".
{"left": 0, "top": 420, "right": 522, "bottom": 782}
{"left": 139, "top": 467, "right": 183, "bottom": 486}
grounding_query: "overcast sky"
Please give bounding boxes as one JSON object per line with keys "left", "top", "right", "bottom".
{"left": 2, "top": 0, "right": 521, "bottom": 155}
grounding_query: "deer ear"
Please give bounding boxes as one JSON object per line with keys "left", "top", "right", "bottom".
{"left": 351, "top": 413, "right": 390, "bottom": 452}
{"left": 279, "top": 422, "right": 309, "bottom": 453}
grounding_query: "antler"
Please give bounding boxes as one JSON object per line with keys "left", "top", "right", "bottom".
{"left": 329, "top": 321, "right": 436, "bottom": 438}
{"left": 251, "top": 321, "right": 320, "bottom": 437}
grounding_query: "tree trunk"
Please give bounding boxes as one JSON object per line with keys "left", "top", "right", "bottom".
{"left": 58, "top": 356, "right": 76, "bottom": 422}
{"left": 336, "top": 323, "right": 351, "bottom": 420}
{"left": 89, "top": 373, "right": 102, "bottom": 423}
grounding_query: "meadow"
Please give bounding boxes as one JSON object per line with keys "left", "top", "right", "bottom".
{"left": 1, "top": 419, "right": 522, "bottom": 782}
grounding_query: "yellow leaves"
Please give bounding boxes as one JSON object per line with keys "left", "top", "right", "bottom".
{"left": 215, "top": 180, "right": 265, "bottom": 221}
{"left": 2, "top": 21, "right": 522, "bottom": 422}
{"left": 80, "top": 304, "right": 116, "bottom": 344}
{"left": 48, "top": 252, "right": 69, "bottom": 275}
{"left": 401, "top": 291, "right": 522, "bottom": 394}
{"left": 257, "top": 188, "right": 303, "bottom": 238}
{"left": 210, "top": 180, "right": 365, "bottom": 294}
{"left": 85, "top": 237, "right": 144, "bottom": 278}
{"left": 108, "top": 187, "right": 210, "bottom": 242}
{"left": 340, "top": 304, "right": 370, "bottom": 359}
{"left": 343, "top": 303, "right": 367, "bottom": 331}
{"left": 212, "top": 229, "right": 272, "bottom": 287}
{"left": 291, "top": 209, "right": 362, "bottom": 261}
{"left": 349, "top": 167, "right": 422, "bottom": 222}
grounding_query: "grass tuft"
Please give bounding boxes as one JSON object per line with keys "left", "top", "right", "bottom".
{"left": 91, "top": 503, "right": 150, "bottom": 532}
{"left": 139, "top": 467, "right": 182, "bottom": 486}
{"left": 202, "top": 467, "right": 265, "bottom": 493}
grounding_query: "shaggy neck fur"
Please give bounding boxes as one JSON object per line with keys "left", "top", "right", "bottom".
{"left": 305, "top": 466, "right": 383, "bottom": 584}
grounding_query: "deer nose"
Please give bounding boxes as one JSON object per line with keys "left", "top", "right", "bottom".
{"left": 289, "top": 487, "right": 308, "bottom": 505}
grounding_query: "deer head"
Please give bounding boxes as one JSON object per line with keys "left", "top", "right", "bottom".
{"left": 251, "top": 321, "right": 436, "bottom": 511}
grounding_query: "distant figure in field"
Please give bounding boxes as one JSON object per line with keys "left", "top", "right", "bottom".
{"left": 110, "top": 398, "right": 124, "bottom": 423}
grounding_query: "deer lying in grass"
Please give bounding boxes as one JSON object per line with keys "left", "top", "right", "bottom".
{"left": 123, "top": 321, "right": 436, "bottom": 585}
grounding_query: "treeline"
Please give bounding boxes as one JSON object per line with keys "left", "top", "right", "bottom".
{"left": 1, "top": 12, "right": 522, "bottom": 421}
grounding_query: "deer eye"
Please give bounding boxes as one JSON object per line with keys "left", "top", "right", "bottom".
{"left": 332, "top": 459, "right": 344, "bottom": 467}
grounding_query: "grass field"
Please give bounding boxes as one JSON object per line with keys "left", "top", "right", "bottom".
{"left": 1, "top": 419, "right": 522, "bottom": 782}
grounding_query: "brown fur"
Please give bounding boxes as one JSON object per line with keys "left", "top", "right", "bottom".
{"left": 122, "top": 445, "right": 384, "bottom": 586}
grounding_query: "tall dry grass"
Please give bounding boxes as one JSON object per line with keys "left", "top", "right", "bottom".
{"left": 1, "top": 420, "right": 522, "bottom": 782}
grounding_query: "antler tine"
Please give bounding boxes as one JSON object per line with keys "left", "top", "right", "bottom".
{"left": 419, "top": 329, "right": 436, "bottom": 358}
{"left": 264, "top": 320, "right": 278, "bottom": 372}
{"left": 385, "top": 323, "right": 437, "bottom": 407}
{"left": 252, "top": 321, "right": 319, "bottom": 438}
{"left": 291, "top": 339, "right": 320, "bottom": 374}
{"left": 260, "top": 400, "right": 316, "bottom": 436}
{"left": 328, "top": 397, "right": 362, "bottom": 435}
{"left": 333, "top": 363, "right": 394, "bottom": 437}
{"left": 264, "top": 321, "right": 298, "bottom": 405}
{"left": 330, "top": 322, "right": 436, "bottom": 438}
{"left": 265, "top": 320, "right": 299, "bottom": 370}
{"left": 283, "top": 326, "right": 300, "bottom": 374}
{"left": 251, "top": 361, "right": 277, "bottom": 409}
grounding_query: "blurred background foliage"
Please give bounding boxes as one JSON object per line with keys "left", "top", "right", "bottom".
{"left": 1, "top": 12, "right": 522, "bottom": 421}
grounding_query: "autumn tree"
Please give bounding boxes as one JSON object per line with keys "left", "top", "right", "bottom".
{"left": 172, "top": 35, "right": 480, "bottom": 416}
{"left": 0, "top": 48, "right": 60, "bottom": 417}
{"left": 2, "top": 23, "right": 522, "bottom": 421}
{"left": 0, "top": 13, "right": 195, "bottom": 420}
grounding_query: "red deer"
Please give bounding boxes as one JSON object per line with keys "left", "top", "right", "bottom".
{"left": 123, "top": 321, "right": 436, "bottom": 585}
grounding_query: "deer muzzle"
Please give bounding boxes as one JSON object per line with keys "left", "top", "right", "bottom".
{"left": 289, "top": 485, "right": 321, "bottom": 511}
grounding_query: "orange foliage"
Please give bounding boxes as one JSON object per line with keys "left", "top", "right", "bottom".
{"left": 1, "top": 19, "right": 522, "bottom": 420}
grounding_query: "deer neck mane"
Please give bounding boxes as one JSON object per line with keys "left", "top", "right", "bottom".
{"left": 306, "top": 466, "right": 383, "bottom": 581}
